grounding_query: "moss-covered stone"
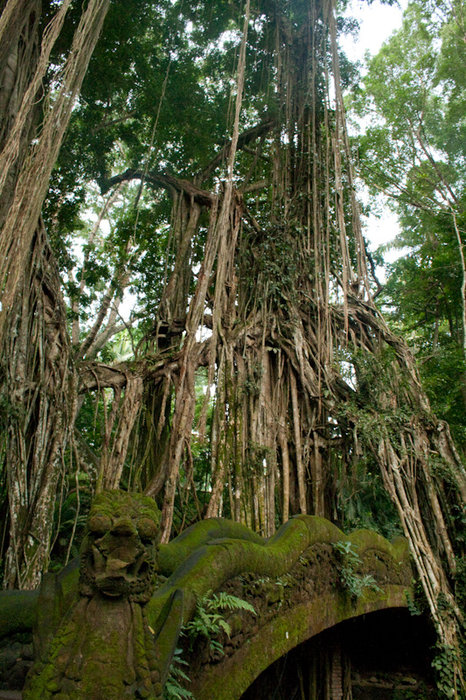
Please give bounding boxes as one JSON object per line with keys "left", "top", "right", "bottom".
{"left": 0, "top": 491, "right": 413, "bottom": 700}
{"left": 0, "top": 590, "right": 39, "bottom": 639}
{"left": 188, "top": 580, "right": 410, "bottom": 700}
{"left": 23, "top": 490, "right": 163, "bottom": 699}
{"left": 147, "top": 515, "right": 344, "bottom": 631}
{"left": 158, "top": 518, "right": 264, "bottom": 576}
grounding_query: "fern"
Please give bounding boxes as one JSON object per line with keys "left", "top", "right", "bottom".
{"left": 211, "top": 591, "right": 256, "bottom": 614}
{"left": 333, "top": 541, "right": 382, "bottom": 599}
{"left": 184, "top": 590, "right": 255, "bottom": 653}
{"left": 163, "top": 648, "right": 195, "bottom": 700}
{"left": 164, "top": 591, "right": 255, "bottom": 698}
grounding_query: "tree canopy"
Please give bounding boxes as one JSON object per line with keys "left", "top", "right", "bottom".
{"left": 352, "top": 0, "right": 466, "bottom": 446}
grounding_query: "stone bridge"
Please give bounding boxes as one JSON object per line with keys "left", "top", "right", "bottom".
{"left": 0, "top": 491, "right": 416, "bottom": 699}
{"left": 167, "top": 518, "right": 413, "bottom": 699}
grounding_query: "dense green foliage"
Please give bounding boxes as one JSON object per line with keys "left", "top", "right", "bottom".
{"left": 46, "top": 0, "right": 272, "bottom": 326}
{"left": 352, "top": 0, "right": 466, "bottom": 448}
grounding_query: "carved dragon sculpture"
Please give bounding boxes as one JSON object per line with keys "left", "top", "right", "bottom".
{"left": 0, "top": 490, "right": 412, "bottom": 699}
{"left": 23, "top": 491, "right": 166, "bottom": 698}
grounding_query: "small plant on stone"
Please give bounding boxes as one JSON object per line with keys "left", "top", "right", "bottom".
{"left": 333, "top": 540, "right": 382, "bottom": 599}
{"left": 164, "top": 592, "right": 255, "bottom": 699}
{"left": 184, "top": 591, "right": 256, "bottom": 655}
{"left": 163, "top": 648, "right": 195, "bottom": 700}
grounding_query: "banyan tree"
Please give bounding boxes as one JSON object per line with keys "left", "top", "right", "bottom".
{"left": 0, "top": 0, "right": 464, "bottom": 694}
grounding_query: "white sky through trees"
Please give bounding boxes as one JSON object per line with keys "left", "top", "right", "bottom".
{"left": 340, "top": 0, "right": 407, "bottom": 62}
{"left": 340, "top": 0, "right": 408, "bottom": 261}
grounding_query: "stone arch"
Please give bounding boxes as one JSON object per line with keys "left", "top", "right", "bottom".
{"left": 0, "top": 499, "right": 414, "bottom": 700}
{"left": 189, "top": 592, "right": 409, "bottom": 699}
{"left": 241, "top": 607, "right": 437, "bottom": 700}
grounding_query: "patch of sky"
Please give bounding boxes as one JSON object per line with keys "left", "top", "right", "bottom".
{"left": 339, "top": 0, "right": 409, "bottom": 277}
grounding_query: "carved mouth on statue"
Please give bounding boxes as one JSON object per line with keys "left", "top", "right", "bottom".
{"left": 92, "top": 546, "right": 151, "bottom": 596}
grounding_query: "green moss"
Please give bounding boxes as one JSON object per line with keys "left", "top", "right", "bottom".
{"left": 88, "top": 490, "right": 161, "bottom": 526}
{"left": 24, "top": 596, "right": 159, "bottom": 699}
{"left": 23, "top": 490, "right": 163, "bottom": 699}
{"left": 347, "top": 528, "right": 407, "bottom": 562}
{"left": 390, "top": 535, "right": 412, "bottom": 565}
{"left": 0, "top": 590, "right": 39, "bottom": 638}
{"left": 158, "top": 518, "right": 263, "bottom": 576}
{"left": 148, "top": 514, "right": 410, "bottom": 632}
{"left": 151, "top": 590, "right": 184, "bottom": 684}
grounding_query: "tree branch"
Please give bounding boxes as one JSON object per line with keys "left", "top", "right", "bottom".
{"left": 78, "top": 340, "right": 210, "bottom": 393}
{"left": 198, "top": 116, "right": 275, "bottom": 183}
{"left": 100, "top": 169, "right": 214, "bottom": 206}
{"left": 100, "top": 118, "right": 275, "bottom": 208}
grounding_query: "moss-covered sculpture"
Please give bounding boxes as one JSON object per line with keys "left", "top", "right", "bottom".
{"left": 23, "top": 491, "right": 166, "bottom": 699}
{"left": 78, "top": 490, "right": 160, "bottom": 602}
{"left": 18, "top": 492, "right": 268, "bottom": 699}
{"left": 0, "top": 490, "right": 413, "bottom": 700}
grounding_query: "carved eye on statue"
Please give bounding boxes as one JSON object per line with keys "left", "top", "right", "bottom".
{"left": 88, "top": 513, "right": 112, "bottom": 536}
{"left": 137, "top": 517, "right": 158, "bottom": 542}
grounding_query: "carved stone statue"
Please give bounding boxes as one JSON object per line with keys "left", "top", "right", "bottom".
{"left": 79, "top": 490, "right": 160, "bottom": 602}
{"left": 23, "top": 491, "right": 166, "bottom": 699}
{"left": 0, "top": 489, "right": 412, "bottom": 700}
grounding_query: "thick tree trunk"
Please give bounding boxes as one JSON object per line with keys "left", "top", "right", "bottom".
{"left": 0, "top": 0, "right": 110, "bottom": 344}
{"left": 1, "top": 223, "right": 76, "bottom": 588}
{"left": 0, "top": 0, "right": 111, "bottom": 589}
{"left": 0, "top": 0, "right": 41, "bottom": 228}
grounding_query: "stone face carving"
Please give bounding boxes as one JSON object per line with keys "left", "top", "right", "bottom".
{"left": 78, "top": 491, "right": 160, "bottom": 603}
{"left": 23, "top": 491, "right": 165, "bottom": 700}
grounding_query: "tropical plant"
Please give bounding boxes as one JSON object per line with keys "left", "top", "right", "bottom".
{"left": 333, "top": 540, "right": 382, "bottom": 599}
{"left": 184, "top": 591, "right": 256, "bottom": 655}
{"left": 164, "top": 648, "right": 195, "bottom": 700}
